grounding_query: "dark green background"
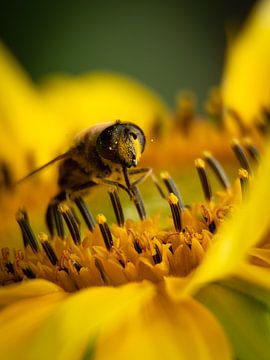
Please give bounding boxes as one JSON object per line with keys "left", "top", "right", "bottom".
{"left": 0, "top": 0, "right": 255, "bottom": 106}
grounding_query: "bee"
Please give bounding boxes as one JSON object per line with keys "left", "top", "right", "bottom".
{"left": 17, "top": 120, "right": 155, "bottom": 235}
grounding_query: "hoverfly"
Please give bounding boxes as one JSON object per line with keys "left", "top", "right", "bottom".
{"left": 17, "top": 120, "right": 157, "bottom": 235}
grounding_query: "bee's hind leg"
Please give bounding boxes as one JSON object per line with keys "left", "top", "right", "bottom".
{"left": 45, "top": 191, "right": 66, "bottom": 238}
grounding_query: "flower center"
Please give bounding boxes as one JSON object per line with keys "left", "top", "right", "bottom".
{"left": 0, "top": 143, "right": 257, "bottom": 291}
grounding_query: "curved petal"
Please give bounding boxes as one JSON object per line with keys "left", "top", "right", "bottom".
{"left": 196, "top": 282, "right": 270, "bottom": 360}
{"left": 184, "top": 143, "right": 270, "bottom": 295}
{"left": 0, "top": 279, "right": 64, "bottom": 308}
{"left": 10, "top": 281, "right": 155, "bottom": 360}
{"left": 40, "top": 72, "right": 170, "bottom": 139}
{"left": 223, "top": 0, "right": 270, "bottom": 126}
{"left": 95, "top": 292, "right": 231, "bottom": 360}
{"left": 0, "top": 43, "right": 60, "bottom": 176}
{"left": 0, "top": 291, "right": 67, "bottom": 359}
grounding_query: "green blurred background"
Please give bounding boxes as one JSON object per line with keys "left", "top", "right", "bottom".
{"left": 0, "top": 0, "right": 255, "bottom": 107}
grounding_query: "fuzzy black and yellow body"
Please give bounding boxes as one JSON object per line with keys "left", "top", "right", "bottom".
{"left": 17, "top": 120, "right": 150, "bottom": 235}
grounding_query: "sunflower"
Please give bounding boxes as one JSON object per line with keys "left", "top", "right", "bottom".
{"left": 1, "top": 1, "right": 270, "bottom": 360}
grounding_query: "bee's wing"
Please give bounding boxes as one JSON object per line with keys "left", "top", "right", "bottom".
{"left": 15, "top": 152, "right": 70, "bottom": 185}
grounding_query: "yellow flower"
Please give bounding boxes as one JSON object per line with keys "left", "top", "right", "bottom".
{"left": 223, "top": 0, "right": 270, "bottom": 132}
{"left": 1, "top": 2, "right": 270, "bottom": 359}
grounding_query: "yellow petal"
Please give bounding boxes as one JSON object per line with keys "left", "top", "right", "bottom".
{"left": 223, "top": 0, "right": 270, "bottom": 126}
{"left": 235, "top": 263, "right": 270, "bottom": 290}
{"left": 96, "top": 293, "right": 231, "bottom": 360}
{"left": 14, "top": 281, "right": 155, "bottom": 360}
{"left": 0, "top": 43, "right": 60, "bottom": 176}
{"left": 41, "top": 72, "right": 170, "bottom": 139}
{"left": 0, "top": 279, "right": 64, "bottom": 308}
{"left": 0, "top": 291, "right": 67, "bottom": 359}
{"left": 184, "top": 143, "right": 270, "bottom": 295}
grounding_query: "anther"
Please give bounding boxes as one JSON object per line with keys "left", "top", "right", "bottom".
{"left": 203, "top": 151, "right": 231, "bottom": 190}
{"left": 161, "top": 171, "right": 185, "bottom": 210}
{"left": 108, "top": 188, "right": 125, "bottom": 227}
{"left": 74, "top": 196, "right": 96, "bottom": 232}
{"left": 168, "top": 193, "right": 182, "bottom": 232}
{"left": 22, "top": 267, "right": 36, "bottom": 279}
{"left": 239, "top": 168, "right": 249, "bottom": 196}
{"left": 39, "top": 233, "right": 58, "bottom": 266}
{"left": 243, "top": 139, "right": 260, "bottom": 164}
{"left": 153, "top": 244, "right": 162, "bottom": 264}
{"left": 46, "top": 203, "right": 65, "bottom": 238}
{"left": 231, "top": 139, "right": 252, "bottom": 174}
{"left": 133, "top": 240, "right": 142, "bottom": 254}
{"left": 72, "top": 260, "right": 82, "bottom": 272}
{"left": 131, "top": 186, "right": 147, "bottom": 221}
{"left": 0, "top": 162, "right": 13, "bottom": 190}
{"left": 5, "top": 262, "right": 14, "bottom": 274}
{"left": 97, "top": 214, "right": 113, "bottom": 250}
{"left": 59, "top": 204, "right": 81, "bottom": 245}
{"left": 16, "top": 209, "right": 40, "bottom": 253}
{"left": 208, "top": 221, "right": 217, "bottom": 234}
{"left": 195, "top": 159, "right": 212, "bottom": 201}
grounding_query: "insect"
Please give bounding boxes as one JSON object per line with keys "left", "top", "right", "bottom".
{"left": 17, "top": 120, "right": 155, "bottom": 235}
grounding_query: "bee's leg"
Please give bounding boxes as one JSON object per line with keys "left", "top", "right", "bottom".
{"left": 46, "top": 191, "right": 66, "bottom": 238}
{"left": 129, "top": 167, "right": 166, "bottom": 198}
{"left": 71, "top": 179, "right": 132, "bottom": 199}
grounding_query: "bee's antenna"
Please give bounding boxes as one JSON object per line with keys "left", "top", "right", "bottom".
{"left": 15, "top": 152, "right": 69, "bottom": 186}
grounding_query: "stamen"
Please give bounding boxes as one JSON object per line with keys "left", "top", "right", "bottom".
{"left": 72, "top": 260, "right": 82, "bottom": 272}
{"left": 39, "top": 233, "right": 58, "bottom": 266}
{"left": 239, "top": 168, "right": 249, "bottom": 196}
{"left": 208, "top": 221, "right": 217, "bottom": 234}
{"left": 195, "top": 159, "right": 212, "bottom": 201}
{"left": 231, "top": 139, "right": 252, "bottom": 174}
{"left": 153, "top": 244, "right": 162, "bottom": 264}
{"left": 0, "top": 162, "right": 13, "bottom": 190}
{"left": 160, "top": 171, "right": 185, "bottom": 210}
{"left": 95, "top": 258, "right": 109, "bottom": 284}
{"left": 133, "top": 240, "right": 142, "bottom": 254}
{"left": 203, "top": 151, "right": 231, "bottom": 189}
{"left": 5, "top": 262, "right": 14, "bottom": 274}
{"left": 131, "top": 186, "right": 147, "bottom": 221}
{"left": 22, "top": 267, "right": 36, "bottom": 279}
{"left": 16, "top": 209, "right": 40, "bottom": 253}
{"left": 18, "top": 208, "right": 30, "bottom": 247}
{"left": 46, "top": 203, "right": 65, "bottom": 238}
{"left": 226, "top": 109, "right": 248, "bottom": 135}
{"left": 108, "top": 188, "right": 125, "bottom": 227}
{"left": 243, "top": 138, "right": 260, "bottom": 163}
{"left": 97, "top": 214, "right": 113, "bottom": 250}
{"left": 59, "top": 204, "right": 81, "bottom": 245}
{"left": 74, "top": 196, "right": 96, "bottom": 232}
{"left": 168, "top": 193, "right": 182, "bottom": 232}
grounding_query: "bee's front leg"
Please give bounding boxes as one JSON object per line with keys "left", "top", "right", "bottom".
{"left": 128, "top": 167, "right": 165, "bottom": 199}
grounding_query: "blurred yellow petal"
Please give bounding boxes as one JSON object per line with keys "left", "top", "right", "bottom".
{"left": 0, "top": 44, "right": 170, "bottom": 178}
{"left": 14, "top": 281, "right": 155, "bottom": 360}
{"left": 0, "top": 279, "right": 64, "bottom": 308}
{"left": 41, "top": 71, "right": 170, "bottom": 138}
{"left": 223, "top": 0, "right": 270, "bottom": 128}
{"left": 96, "top": 294, "right": 231, "bottom": 360}
{"left": 184, "top": 143, "right": 270, "bottom": 295}
{"left": 0, "top": 43, "right": 60, "bottom": 176}
{"left": 235, "top": 263, "right": 270, "bottom": 290}
{"left": 0, "top": 292, "right": 67, "bottom": 359}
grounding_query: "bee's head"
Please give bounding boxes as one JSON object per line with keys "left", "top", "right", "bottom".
{"left": 96, "top": 121, "right": 146, "bottom": 168}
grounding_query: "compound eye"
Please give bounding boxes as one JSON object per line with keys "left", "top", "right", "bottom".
{"left": 96, "top": 125, "right": 119, "bottom": 161}
{"left": 130, "top": 132, "right": 138, "bottom": 140}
